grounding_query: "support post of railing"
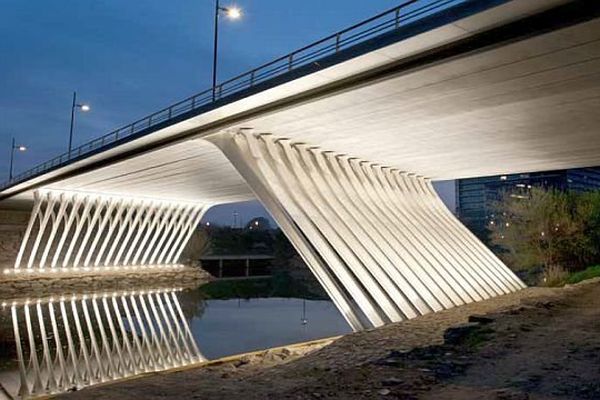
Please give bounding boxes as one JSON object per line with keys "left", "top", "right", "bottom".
{"left": 335, "top": 33, "right": 341, "bottom": 52}
{"left": 191, "top": 97, "right": 196, "bottom": 109}
{"left": 395, "top": 8, "right": 400, "bottom": 28}
{"left": 168, "top": 107, "right": 172, "bottom": 119}
{"left": 148, "top": 116, "right": 152, "bottom": 127}
{"left": 250, "top": 70, "right": 255, "bottom": 86}
{"left": 288, "top": 54, "right": 293, "bottom": 71}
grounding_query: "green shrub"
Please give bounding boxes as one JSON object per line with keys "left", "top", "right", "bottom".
{"left": 566, "top": 265, "right": 600, "bottom": 284}
{"left": 541, "top": 264, "right": 569, "bottom": 287}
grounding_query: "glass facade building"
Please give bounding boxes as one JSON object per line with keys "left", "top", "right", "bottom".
{"left": 456, "top": 167, "right": 600, "bottom": 241}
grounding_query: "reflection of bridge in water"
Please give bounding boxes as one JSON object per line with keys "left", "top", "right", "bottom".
{"left": 2, "top": 288, "right": 203, "bottom": 399}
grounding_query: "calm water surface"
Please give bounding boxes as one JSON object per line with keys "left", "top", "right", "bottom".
{"left": 0, "top": 277, "right": 350, "bottom": 399}
{"left": 192, "top": 297, "right": 350, "bottom": 359}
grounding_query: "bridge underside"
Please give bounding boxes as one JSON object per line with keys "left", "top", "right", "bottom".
{"left": 4, "top": 4, "right": 598, "bottom": 208}
{"left": 4, "top": 0, "right": 599, "bottom": 330}
{"left": 5, "top": 132, "right": 525, "bottom": 330}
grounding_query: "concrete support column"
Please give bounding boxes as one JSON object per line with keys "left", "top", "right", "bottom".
{"left": 6, "top": 189, "right": 208, "bottom": 275}
{"left": 209, "top": 131, "right": 525, "bottom": 331}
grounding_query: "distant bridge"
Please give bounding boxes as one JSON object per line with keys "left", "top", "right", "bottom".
{"left": 200, "top": 254, "right": 274, "bottom": 278}
{"left": 1, "top": 0, "right": 599, "bottom": 330}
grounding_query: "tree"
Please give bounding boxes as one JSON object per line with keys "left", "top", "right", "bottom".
{"left": 488, "top": 187, "right": 600, "bottom": 275}
{"left": 571, "top": 190, "right": 600, "bottom": 266}
{"left": 205, "top": 224, "right": 275, "bottom": 255}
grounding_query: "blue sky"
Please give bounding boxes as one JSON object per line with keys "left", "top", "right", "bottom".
{"left": 0, "top": 0, "right": 455, "bottom": 224}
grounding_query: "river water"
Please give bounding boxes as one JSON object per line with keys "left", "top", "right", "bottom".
{"left": 0, "top": 277, "right": 350, "bottom": 399}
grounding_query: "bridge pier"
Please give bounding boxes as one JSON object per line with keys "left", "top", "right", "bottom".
{"left": 210, "top": 131, "right": 525, "bottom": 330}
{"left": 5, "top": 190, "right": 207, "bottom": 276}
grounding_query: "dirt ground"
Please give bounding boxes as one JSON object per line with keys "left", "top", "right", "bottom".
{"left": 56, "top": 279, "right": 600, "bottom": 400}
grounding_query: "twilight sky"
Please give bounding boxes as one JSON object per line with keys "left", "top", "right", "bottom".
{"left": 0, "top": 0, "right": 455, "bottom": 225}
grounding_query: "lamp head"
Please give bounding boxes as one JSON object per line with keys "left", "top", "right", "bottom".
{"left": 18, "top": 145, "right": 26, "bottom": 152}
{"left": 80, "top": 104, "right": 91, "bottom": 112}
{"left": 226, "top": 6, "right": 241, "bottom": 19}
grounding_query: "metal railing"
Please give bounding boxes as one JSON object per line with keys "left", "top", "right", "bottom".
{"left": 2, "top": 0, "right": 463, "bottom": 190}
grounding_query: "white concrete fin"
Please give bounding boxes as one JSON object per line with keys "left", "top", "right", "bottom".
{"left": 8, "top": 189, "right": 207, "bottom": 274}
{"left": 208, "top": 132, "right": 525, "bottom": 330}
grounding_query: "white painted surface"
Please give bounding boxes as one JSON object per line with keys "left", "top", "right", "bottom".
{"left": 210, "top": 131, "right": 525, "bottom": 329}
{"left": 10, "top": 189, "right": 207, "bottom": 273}
{"left": 1, "top": 0, "right": 589, "bottom": 205}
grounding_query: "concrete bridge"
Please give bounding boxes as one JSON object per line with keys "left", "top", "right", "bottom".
{"left": 1, "top": 0, "right": 599, "bottom": 330}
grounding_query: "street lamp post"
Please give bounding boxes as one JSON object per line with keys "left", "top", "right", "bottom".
{"left": 212, "top": 0, "right": 241, "bottom": 100}
{"left": 68, "top": 91, "right": 91, "bottom": 154}
{"left": 8, "top": 137, "right": 27, "bottom": 180}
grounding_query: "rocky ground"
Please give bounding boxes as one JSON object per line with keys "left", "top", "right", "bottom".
{"left": 0, "top": 266, "right": 211, "bottom": 299}
{"left": 56, "top": 279, "right": 600, "bottom": 400}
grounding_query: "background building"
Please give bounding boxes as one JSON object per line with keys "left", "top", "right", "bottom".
{"left": 456, "top": 167, "right": 600, "bottom": 240}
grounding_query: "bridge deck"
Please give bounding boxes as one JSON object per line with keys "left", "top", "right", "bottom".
{"left": 2, "top": 0, "right": 598, "bottom": 207}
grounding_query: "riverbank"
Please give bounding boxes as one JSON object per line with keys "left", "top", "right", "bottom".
{"left": 0, "top": 266, "right": 211, "bottom": 299}
{"left": 54, "top": 278, "right": 600, "bottom": 399}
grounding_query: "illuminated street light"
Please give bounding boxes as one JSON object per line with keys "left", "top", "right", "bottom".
{"left": 68, "top": 91, "right": 91, "bottom": 154}
{"left": 9, "top": 137, "right": 27, "bottom": 180}
{"left": 226, "top": 6, "right": 241, "bottom": 19}
{"left": 212, "top": 1, "right": 243, "bottom": 100}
